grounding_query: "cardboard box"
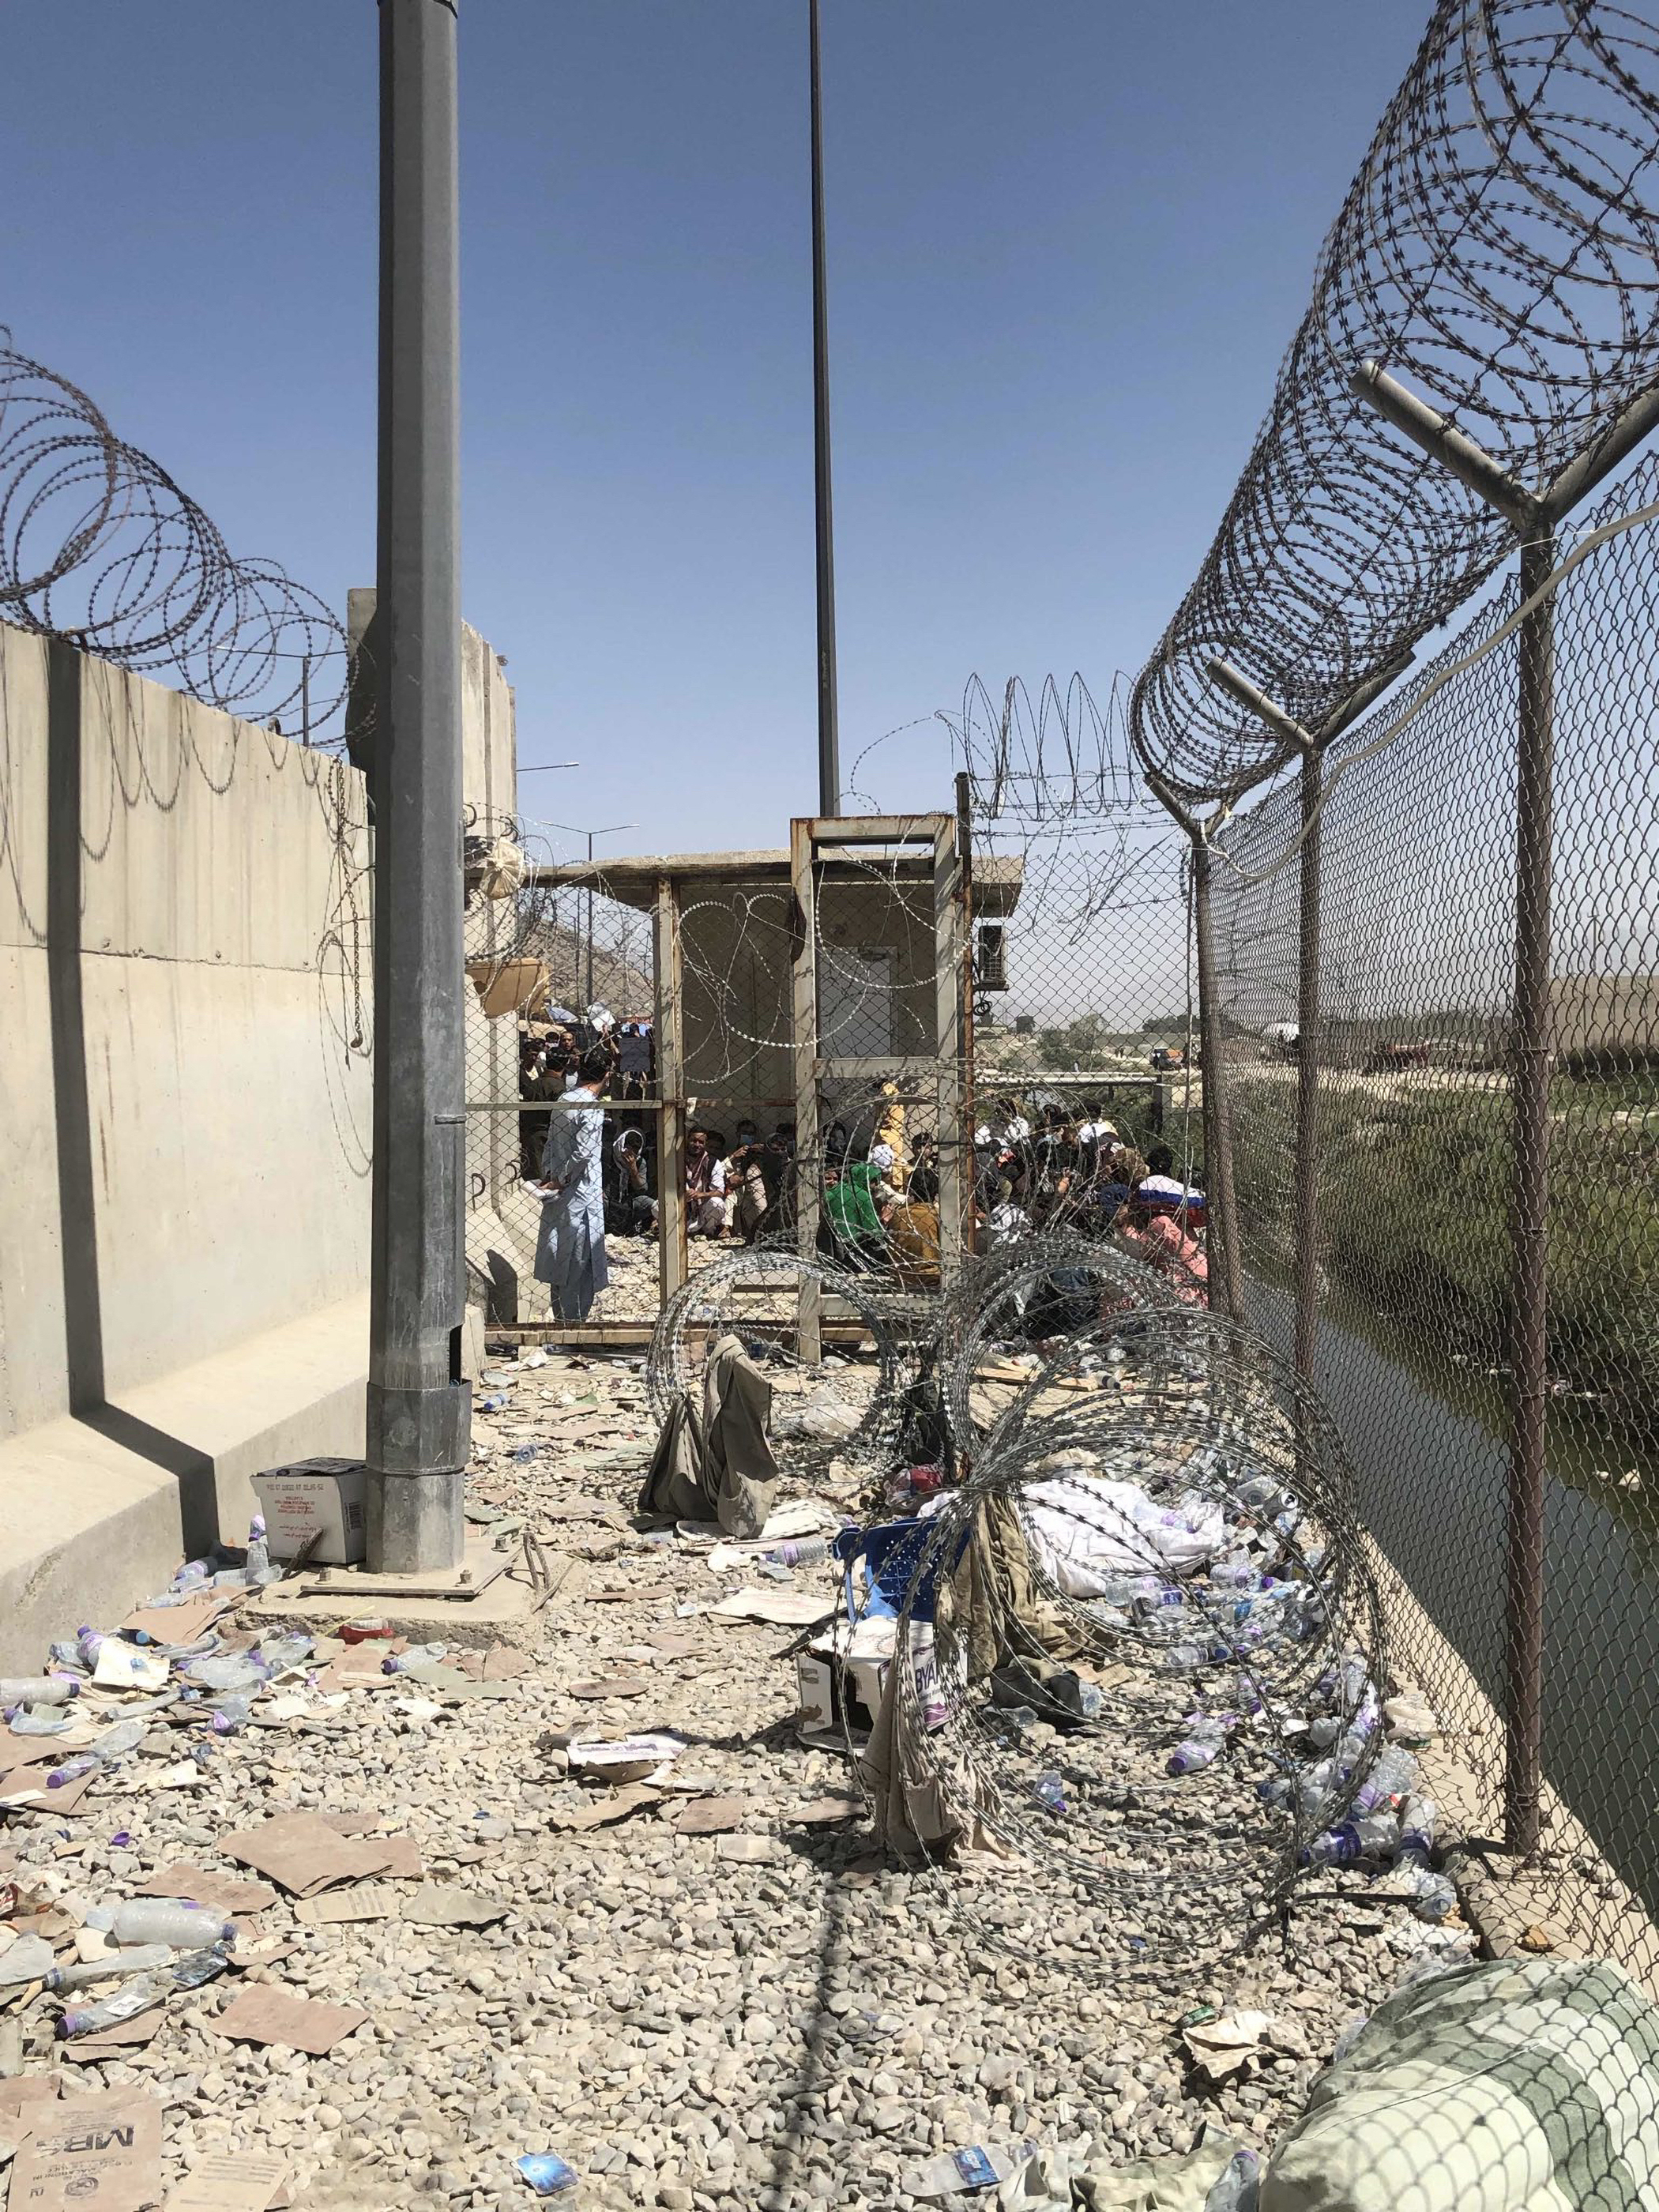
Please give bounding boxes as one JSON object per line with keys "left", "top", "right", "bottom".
{"left": 251, "top": 1459, "right": 367, "bottom": 1565}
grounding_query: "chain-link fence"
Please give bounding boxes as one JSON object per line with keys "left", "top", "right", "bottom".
{"left": 1206, "top": 451, "right": 1659, "bottom": 1973}
{"left": 463, "top": 849, "right": 662, "bottom": 1330}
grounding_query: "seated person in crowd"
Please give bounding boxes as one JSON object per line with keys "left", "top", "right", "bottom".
{"left": 605, "top": 1125, "right": 658, "bottom": 1237}
{"left": 685, "top": 1126, "right": 728, "bottom": 1238}
{"left": 822, "top": 1142, "right": 886, "bottom": 1270}
{"left": 886, "top": 1164, "right": 942, "bottom": 1288}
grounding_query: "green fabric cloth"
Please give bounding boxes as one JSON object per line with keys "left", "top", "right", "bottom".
{"left": 824, "top": 1161, "right": 882, "bottom": 1240}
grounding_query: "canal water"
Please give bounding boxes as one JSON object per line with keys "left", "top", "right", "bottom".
{"left": 1248, "top": 1275, "right": 1659, "bottom": 1917}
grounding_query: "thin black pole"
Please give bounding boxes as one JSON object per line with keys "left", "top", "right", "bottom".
{"left": 585, "top": 831, "right": 595, "bottom": 1010}
{"left": 366, "top": 0, "right": 468, "bottom": 1573}
{"left": 1505, "top": 526, "right": 1556, "bottom": 1857}
{"left": 810, "top": 0, "right": 840, "bottom": 818}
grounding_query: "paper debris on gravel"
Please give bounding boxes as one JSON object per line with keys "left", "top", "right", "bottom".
{"left": 59, "top": 2010, "right": 164, "bottom": 2063}
{"left": 293, "top": 1884, "right": 401, "bottom": 1927}
{"left": 566, "top": 1733, "right": 685, "bottom": 1783}
{"left": 400, "top": 1884, "right": 512, "bottom": 1928}
{"left": 711, "top": 1586, "right": 831, "bottom": 1626}
{"left": 219, "top": 1815, "right": 397, "bottom": 1897}
{"left": 9, "top": 2087, "right": 163, "bottom": 2210}
{"left": 167, "top": 2150, "right": 291, "bottom": 2210}
{"left": 134, "top": 1866, "right": 276, "bottom": 1915}
{"left": 672, "top": 1796, "right": 747, "bottom": 1834}
{"left": 1181, "top": 2008, "right": 1277, "bottom": 2080}
{"left": 214, "top": 1989, "right": 369, "bottom": 2056}
{"left": 546, "top": 1786, "right": 657, "bottom": 1834}
{"left": 91, "top": 1642, "right": 171, "bottom": 1693}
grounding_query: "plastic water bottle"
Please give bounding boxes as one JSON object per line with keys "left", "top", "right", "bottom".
{"left": 47, "top": 1947, "right": 176, "bottom": 1992}
{"left": 767, "top": 1536, "right": 830, "bottom": 1568}
{"left": 1398, "top": 1795, "right": 1457, "bottom": 1923}
{"left": 47, "top": 1714, "right": 146, "bottom": 1786}
{"left": 245, "top": 1516, "right": 280, "bottom": 1590}
{"left": 383, "top": 1642, "right": 448, "bottom": 1676}
{"left": 1168, "top": 1717, "right": 1231, "bottom": 1775}
{"left": 57, "top": 1948, "right": 228, "bottom": 2039}
{"left": 1352, "top": 1746, "right": 1420, "bottom": 1815}
{"left": 478, "top": 1392, "right": 508, "bottom": 1413}
{"left": 1205, "top": 2148, "right": 1261, "bottom": 2212}
{"left": 186, "top": 1653, "right": 264, "bottom": 1695}
{"left": 252, "top": 1631, "right": 314, "bottom": 1678}
{"left": 1033, "top": 1773, "right": 1066, "bottom": 1815}
{"left": 7, "top": 1706, "right": 72, "bottom": 1736}
{"left": 0, "top": 1677, "right": 81, "bottom": 1707}
{"left": 209, "top": 1695, "right": 254, "bottom": 1736}
{"left": 1299, "top": 1813, "right": 1399, "bottom": 1869}
{"left": 87, "top": 1900, "right": 236, "bottom": 1949}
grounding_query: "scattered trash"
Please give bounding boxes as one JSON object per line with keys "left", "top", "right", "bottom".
{"left": 8, "top": 2088, "right": 164, "bottom": 2211}
{"left": 214, "top": 1988, "right": 370, "bottom": 2055}
{"left": 672, "top": 1796, "right": 747, "bottom": 1834}
{"left": 1181, "top": 2008, "right": 1277, "bottom": 2082}
{"left": 566, "top": 1734, "right": 685, "bottom": 1785}
{"left": 517, "top": 2150, "right": 579, "bottom": 2196}
{"left": 170, "top": 2150, "right": 292, "bottom": 2210}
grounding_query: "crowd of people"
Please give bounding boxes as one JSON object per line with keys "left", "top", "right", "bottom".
{"left": 525, "top": 1048, "right": 1209, "bottom": 1323}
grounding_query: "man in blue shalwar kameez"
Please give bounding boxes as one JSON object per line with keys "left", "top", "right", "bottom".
{"left": 533, "top": 1048, "right": 611, "bottom": 1322}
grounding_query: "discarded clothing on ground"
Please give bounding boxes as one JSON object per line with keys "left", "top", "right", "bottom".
{"left": 1022, "top": 1467, "right": 1225, "bottom": 1597}
{"left": 1262, "top": 1956, "right": 1659, "bottom": 2211}
{"left": 638, "top": 1334, "right": 778, "bottom": 1539}
{"left": 938, "top": 1492, "right": 1092, "bottom": 1678}
{"left": 997, "top": 2132, "right": 1243, "bottom": 2210}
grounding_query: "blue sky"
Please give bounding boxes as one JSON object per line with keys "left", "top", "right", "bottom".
{"left": 2, "top": 2, "right": 1430, "bottom": 865}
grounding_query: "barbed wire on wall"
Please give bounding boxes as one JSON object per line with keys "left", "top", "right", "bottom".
{"left": 0, "top": 333, "right": 352, "bottom": 746}
{"left": 1130, "top": 0, "right": 1659, "bottom": 807}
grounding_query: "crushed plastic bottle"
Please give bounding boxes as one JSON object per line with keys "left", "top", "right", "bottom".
{"left": 382, "top": 1642, "right": 449, "bottom": 1676}
{"left": 1168, "top": 1716, "right": 1232, "bottom": 1775}
{"left": 252, "top": 1631, "right": 314, "bottom": 1678}
{"left": 0, "top": 1677, "right": 81, "bottom": 1707}
{"left": 208, "top": 1695, "right": 254, "bottom": 1736}
{"left": 57, "top": 1946, "right": 229, "bottom": 2039}
{"left": 47, "top": 1946, "right": 175, "bottom": 1993}
{"left": 1352, "top": 1745, "right": 1420, "bottom": 1815}
{"left": 86, "top": 1900, "right": 236, "bottom": 1949}
{"left": 1397, "top": 1795, "right": 1458, "bottom": 1923}
{"left": 1033, "top": 1772, "right": 1066, "bottom": 1815}
{"left": 7, "top": 1706, "right": 72, "bottom": 1736}
{"left": 184, "top": 1653, "right": 264, "bottom": 1695}
{"left": 1299, "top": 1812, "right": 1400, "bottom": 1870}
{"left": 478, "top": 1392, "right": 508, "bottom": 1413}
{"left": 47, "top": 1717, "right": 147, "bottom": 1788}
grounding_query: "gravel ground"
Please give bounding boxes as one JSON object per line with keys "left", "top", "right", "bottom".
{"left": 0, "top": 1346, "right": 1468, "bottom": 2210}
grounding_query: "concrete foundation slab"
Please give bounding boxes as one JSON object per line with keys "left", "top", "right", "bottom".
{"left": 0, "top": 1294, "right": 368, "bottom": 1672}
{"left": 246, "top": 1536, "right": 546, "bottom": 1650}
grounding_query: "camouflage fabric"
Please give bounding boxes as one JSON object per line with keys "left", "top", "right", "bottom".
{"left": 1264, "top": 1958, "right": 1659, "bottom": 2211}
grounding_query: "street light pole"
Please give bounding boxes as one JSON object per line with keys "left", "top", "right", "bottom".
{"left": 366, "top": 0, "right": 468, "bottom": 1573}
{"left": 810, "top": 0, "right": 840, "bottom": 819}
{"left": 540, "top": 821, "right": 640, "bottom": 1013}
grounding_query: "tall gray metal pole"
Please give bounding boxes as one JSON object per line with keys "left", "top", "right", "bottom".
{"left": 366, "top": 0, "right": 468, "bottom": 1574}
{"left": 810, "top": 0, "right": 840, "bottom": 818}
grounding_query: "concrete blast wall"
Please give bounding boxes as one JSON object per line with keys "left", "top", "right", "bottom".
{"left": 0, "top": 625, "right": 374, "bottom": 1660}
{"left": 0, "top": 606, "right": 517, "bottom": 1665}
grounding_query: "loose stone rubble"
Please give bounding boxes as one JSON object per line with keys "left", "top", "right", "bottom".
{"left": 0, "top": 1346, "right": 1470, "bottom": 2210}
